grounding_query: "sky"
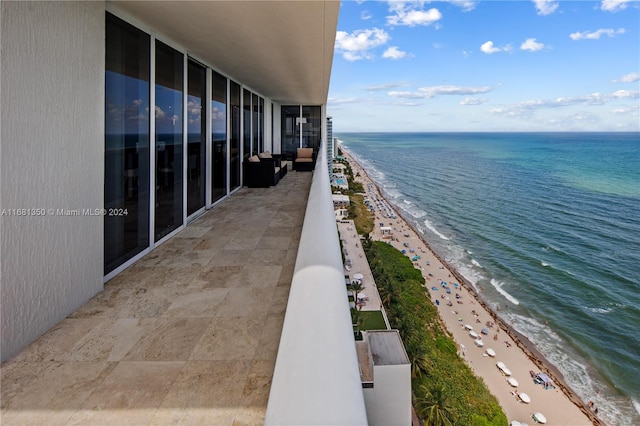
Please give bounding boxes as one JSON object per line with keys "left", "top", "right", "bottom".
{"left": 327, "top": 0, "right": 640, "bottom": 132}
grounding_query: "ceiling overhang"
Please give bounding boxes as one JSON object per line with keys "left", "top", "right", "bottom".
{"left": 109, "top": 1, "right": 340, "bottom": 105}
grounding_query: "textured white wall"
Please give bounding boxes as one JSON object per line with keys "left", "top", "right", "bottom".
{"left": 1, "top": 1, "right": 105, "bottom": 361}
{"left": 364, "top": 364, "right": 412, "bottom": 426}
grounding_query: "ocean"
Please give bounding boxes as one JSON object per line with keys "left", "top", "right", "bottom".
{"left": 337, "top": 132, "right": 640, "bottom": 426}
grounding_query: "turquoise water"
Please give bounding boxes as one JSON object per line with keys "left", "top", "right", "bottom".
{"left": 338, "top": 132, "right": 640, "bottom": 425}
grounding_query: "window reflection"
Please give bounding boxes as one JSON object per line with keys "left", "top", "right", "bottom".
{"left": 104, "top": 13, "right": 150, "bottom": 274}
{"left": 230, "top": 81, "right": 241, "bottom": 190}
{"left": 211, "top": 71, "right": 227, "bottom": 203}
{"left": 155, "top": 41, "right": 183, "bottom": 241}
{"left": 187, "top": 60, "right": 206, "bottom": 216}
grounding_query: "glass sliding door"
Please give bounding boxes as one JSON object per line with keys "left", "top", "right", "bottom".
{"left": 302, "top": 106, "right": 322, "bottom": 151}
{"left": 281, "top": 105, "right": 300, "bottom": 159}
{"left": 154, "top": 41, "right": 184, "bottom": 241}
{"left": 253, "top": 94, "right": 263, "bottom": 154}
{"left": 211, "top": 71, "right": 227, "bottom": 203}
{"left": 229, "top": 81, "right": 241, "bottom": 190}
{"left": 104, "top": 13, "right": 150, "bottom": 275}
{"left": 243, "top": 89, "right": 252, "bottom": 158}
{"left": 187, "top": 60, "right": 206, "bottom": 216}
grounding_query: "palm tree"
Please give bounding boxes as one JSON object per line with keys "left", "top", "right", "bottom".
{"left": 404, "top": 339, "right": 431, "bottom": 379}
{"left": 351, "top": 280, "right": 364, "bottom": 309}
{"left": 415, "top": 385, "right": 455, "bottom": 426}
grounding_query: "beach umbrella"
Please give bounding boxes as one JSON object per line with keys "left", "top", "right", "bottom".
{"left": 496, "top": 362, "right": 512, "bottom": 376}
{"left": 357, "top": 292, "right": 366, "bottom": 300}
{"left": 507, "top": 377, "right": 519, "bottom": 387}
{"left": 474, "top": 339, "right": 484, "bottom": 347}
{"left": 481, "top": 328, "right": 489, "bottom": 335}
{"left": 464, "top": 324, "right": 474, "bottom": 331}
{"left": 469, "top": 331, "right": 479, "bottom": 338}
{"left": 431, "top": 286, "right": 438, "bottom": 291}
{"left": 485, "top": 348, "right": 496, "bottom": 357}
{"left": 532, "top": 412, "right": 546, "bottom": 424}
{"left": 518, "top": 392, "right": 531, "bottom": 403}
{"left": 353, "top": 273, "right": 364, "bottom": 280}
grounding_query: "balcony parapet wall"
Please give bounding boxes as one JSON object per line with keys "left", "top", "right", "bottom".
{"left": 265, "top": 142, "right": 368, "bottom": 425}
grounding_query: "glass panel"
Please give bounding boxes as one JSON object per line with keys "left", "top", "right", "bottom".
{"left": 302, "top": 105, "right": 322, "bottom": 151}
{"left": 211, "top": 71, "right": 227, "bottom": 203}
{"left": 104, "top": 13, "right": 150, "bottom": 275}
{"left": 229, "top": 81, "right": 241, "bottom": 190}
{"left": 281, "top": 105, "right": 300, "bottom": 159}
{"left": 155, "top": 41, "right": 183, "bottom": 241}
{"left": 187, "top": 60, "right": 206, "bottom": 216}
{"left": 253, "top": 94, "right": 264, "bottom": 154}
{"left": 243, "top": 89, "right": 252, "bottom": 158}
{"left": 259, "top": 97, "right": 264, "bottom": 153}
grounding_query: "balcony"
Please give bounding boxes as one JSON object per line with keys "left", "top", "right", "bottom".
{"left": 1, "top": 148, "right": 367, "bottom": 425}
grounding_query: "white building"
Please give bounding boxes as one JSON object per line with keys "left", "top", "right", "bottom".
{"left": 360, "top": 330, "right": 412, "bottom": 426}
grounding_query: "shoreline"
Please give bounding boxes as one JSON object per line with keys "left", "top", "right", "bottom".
{"left": 340, "top": 147, "right": 600, "bottom": 426}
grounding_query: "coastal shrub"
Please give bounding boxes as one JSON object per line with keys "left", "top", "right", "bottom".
{"left": 365, "top": 240, "right": 507, "bottom": 426}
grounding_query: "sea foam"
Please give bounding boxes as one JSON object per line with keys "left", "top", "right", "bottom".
{"left": 423, "top": 218, "right": 449, "bottom": 240}
{"left": 490, "top": 279, "right": 520, "bottom": 305}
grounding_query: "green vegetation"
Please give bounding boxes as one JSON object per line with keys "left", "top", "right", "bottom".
{"left": 364, "top": 239, "right": 507, "bottom": 426}
{"left": 359, "top": 310, "right": 387, "bottom": 331}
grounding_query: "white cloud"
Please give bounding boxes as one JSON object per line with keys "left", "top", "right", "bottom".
{"left": 461, "top": 97, "right": 487, "bottom": 105}
{"left": 613, "top": 72, "right": 640, "bottom": 83}
{"left": 335, "top": 28, "right": 390, "bottom": 61}
{"left": 446, "top": 0, "right": 478, "bottom": 11}
{"left": 361, "top": 10, "right": 372, "bottom": 20}
{"left": 155, "top": 106, "right": 165, "bottom": 119}
{"left": 520, "top": 38, "right": 546, "bottom": 51}
{"left": 389, "top": 85, "right": 492, "bottom": 99}
{"left": 491, "top": 90, "right": 640, "bottom": 118}
{"left": 601, "top": 0, "right": 634, "bottom": 12}
{"left": 480, "top": 41, "right": 512, "bottom": 54}
{"left": 570, "top": 28, "right": 626, "bottom": 40}
{"left": 386, "top": 2, "right": 442, "bottom": 27}
{"left": 383, "top": 46, "right": 408, "bottom": 60}
{"left": 365, "top": 82, "right": 407, "bottom": 91}
{"left": 533, "top": 0, "right": 559, "bottom": 15}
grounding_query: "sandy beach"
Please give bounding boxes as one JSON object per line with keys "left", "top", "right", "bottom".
{"left": 340, "top": 149, "right": 600, "bottom": 426}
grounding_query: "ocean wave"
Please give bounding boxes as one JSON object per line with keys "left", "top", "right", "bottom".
{"left": 585, "top": 302, "right": 625, "bottom": 315}
{"left": 586, "top": 306, "right": 613, "bottom": 314}
{"left": 489, "top": 279, "right": 520, "bottom": 305}
{"left": 471, "top": 258, "right": 483, "bottom": 268}
{"left": 423, "top": 218, "right": 449, "bottom": 240}
{"left": 506, "top": 313, "right": 638, "bottom": 426}
{"left": 541, "top": 261, "right": 551, "bottom": 267}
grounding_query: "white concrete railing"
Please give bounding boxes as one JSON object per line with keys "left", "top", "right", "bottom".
{"left": 265, "top": 143, "right": 368, "bottom": 425}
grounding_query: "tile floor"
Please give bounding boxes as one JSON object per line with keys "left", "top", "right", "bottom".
{"left": 1, "top": 171, "right": 312, "bottom": 426}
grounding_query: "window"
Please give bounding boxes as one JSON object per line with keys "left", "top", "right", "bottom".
{"left": 104, "top": 13, "right": 150, "bottom": 274}
{"left": 187, "top": 59, "right": 206, "bottom": 216}
{"left": 229, "top": 81, "right": 241, "bottom": 190}
{"left": 211, "top": 71, "right": 227, "bottom": 202}
{"left": 154, "top": 40, "right": 184, "bottom": 241}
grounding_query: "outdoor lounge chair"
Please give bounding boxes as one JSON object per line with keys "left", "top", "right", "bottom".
{"left": 293, "top": 147, "right": 315, "bottom": 171}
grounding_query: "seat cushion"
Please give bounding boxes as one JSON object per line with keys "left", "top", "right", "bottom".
{"left": 295, "top": 158, "right": 313, "bottom": 163}
{"left": 296, "top": 148, "right": 313, "bottom": 159}
{"left": 248, "top": 155, "right": 260, "bottom": 162}
{"left": 258, "top": 151, "right": 272, "bottom": 159}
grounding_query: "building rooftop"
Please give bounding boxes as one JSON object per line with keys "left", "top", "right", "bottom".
{"left": 0, "top": 172, "right": 311, "bottom": 425}
{"left": 366, "top": 330, "right": 410, "bottom": 366}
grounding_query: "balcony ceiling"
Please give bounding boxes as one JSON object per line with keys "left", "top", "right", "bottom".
{"left": 109, "top": 1, "right": 340, "bottom": 105}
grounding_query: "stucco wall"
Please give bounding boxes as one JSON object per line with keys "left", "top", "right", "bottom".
{"left": 1, "top": 1, "right": 105, "bottom": 361}
{"left": 364, "top": 364, "right": 412, "bottom": 426}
